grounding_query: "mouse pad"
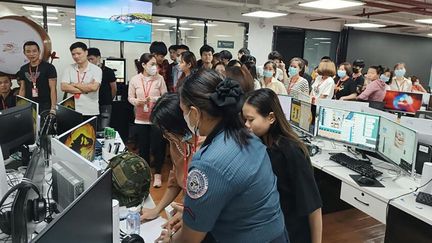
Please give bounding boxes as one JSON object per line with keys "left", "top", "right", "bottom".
{"left": 349, "top": 175, "right": 385, "bottom": 188}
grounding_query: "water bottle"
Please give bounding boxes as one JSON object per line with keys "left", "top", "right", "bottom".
{"left": 126, "top": 209, "right": 141, "bottom": 235}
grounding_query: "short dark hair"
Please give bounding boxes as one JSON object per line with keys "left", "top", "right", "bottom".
{"left": 135, "top": 53, "right": 155, "bottom": 73}
{"left": 219, "top": 50, "right": 232, "bottom": 61}
{"left": 352, "top": 59, "right": 365, "bottom": 68}
{"left": 23, "top": 41, "right": 40, "bottom": 51}
{"left": 151, "top": 93, "right": 190, "bottom": 136}
{"left": 168, "top": 45, "right": 179, "bottom": 52}
{"left": 180, "top": 69, "right": 251, "bottom": 147}
{"left": 227, "top": 59, "right": 241, "bottom": 67}
{"left": 199, "top": 44, "right": 214, "bottom": 56}
{"left": 87, "top": 47, "right": 101, "bottom": 57}
{"left": 238, "top": 48, "right": 250, "bottom": 55}
{"left": 150, "top": 41, "right": 168, "bottom": 56}
{"left": 321, "top": 56, "right": 332, "bottom": 61}
{"left": 177, "top": 44, "right": 190, "bottom": 51}
{"left": 268, "top": 51, "right": 283, "bottom": 61}
{"left": 69, "top": 42, "right": 88, "bottom": 52}
{"left": 0, "top": 72, "right": 10, "bottom": 81}
{"left": 369, "top": 65, "right": 385, "bottom": 75}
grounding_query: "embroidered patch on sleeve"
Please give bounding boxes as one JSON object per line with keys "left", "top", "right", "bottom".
{"left": 186, "top": 169, "right": 208, "bottom": 199}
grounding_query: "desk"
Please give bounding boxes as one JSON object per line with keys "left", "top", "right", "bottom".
{"left": 309, "top": 139, "right": 432, "bottom": 241}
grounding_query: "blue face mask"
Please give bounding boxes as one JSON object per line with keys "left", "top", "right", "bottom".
{"left": 380, "top": 74, "right": 390, "bottom": 83}
{"left": 394, "top": 69, "right": 406, "bottom": 78}
{"left": 288, "top": 67, "right": 299, "bottom": 77}
{"left": 337, "top": 70, "right": 347, "bottom": 78}
{"left": 263, "top": 70, "right": 273, "bottom": 78}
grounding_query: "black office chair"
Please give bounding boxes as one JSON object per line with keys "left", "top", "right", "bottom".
{"left": 415, "top": 110, "right": 432, "bottom": 120}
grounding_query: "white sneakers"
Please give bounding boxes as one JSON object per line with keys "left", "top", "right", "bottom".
{"left": 153, "top": 174, "right": 162, "bottom": 188}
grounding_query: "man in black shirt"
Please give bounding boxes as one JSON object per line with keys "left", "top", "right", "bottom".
{"left": 0, "top": 73, "right": 16, "bottom": 110}
{"left": 87, "top": 48, "right": 117, "bottom": 131}
{"left": 17, "top": 41, "right": 57, "bottom": 113}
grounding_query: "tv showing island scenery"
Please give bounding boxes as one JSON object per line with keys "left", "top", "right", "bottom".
{"left": 75, "top": 0, "right": 152, "bottom": 43}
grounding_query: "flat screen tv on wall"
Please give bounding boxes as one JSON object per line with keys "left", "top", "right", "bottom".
{"left": 75, "top": 0, "right": 152, "bottom": 43}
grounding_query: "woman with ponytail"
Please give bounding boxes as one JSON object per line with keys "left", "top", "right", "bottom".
{"left": 156, "top": 69, "right": 288, "bottom": 243}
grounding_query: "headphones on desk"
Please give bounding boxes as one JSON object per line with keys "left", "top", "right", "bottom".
{"left": 121, "top": 234, "right": 144, "bottom": 243}
{"left": 0, "top": 180, "right": 47, "bottom": 235}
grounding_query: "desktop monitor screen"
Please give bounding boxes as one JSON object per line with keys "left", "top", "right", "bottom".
{"left": 58, "top": 117, "right": 97, "bottom": 162}
{"left": 16, "top": 95, "right": 39, "bottom": 138}
{"left": 377, "top": 117, "right": 417, "bottom": 172}
{"left": 383, "top": 91, "right": 422, "bottom": 114}
{"left": 104, "top": 58, "right": 126, "bottom": 82}
{"left": 277, "top": 94, "right": 291, "bottom": 121}
{"left": 317, "top": 107, "right": 380, "bottom": 150}
{"left": 289, "top": 98, "right": 316, "bottom": 135}
{"left": 0, "top": 103, "right": 35, "bottom": 159}
{"left": 32, "top": 169, "right": 113, "bottom": 243}
{"left": 75, "top": 0, "right": 153, "bottom": 43}
{"left": 56, "top": 105, "right": 83, "bottom": 136}
{"left": 58, "top": 96, "right": 75, "bottom": 110}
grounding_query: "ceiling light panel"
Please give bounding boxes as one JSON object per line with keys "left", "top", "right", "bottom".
{"left": 242, "top": 11, "right": 287, "bottom": 18}
{"left": 299, "top": 0, "right": 364, "bottom": 10}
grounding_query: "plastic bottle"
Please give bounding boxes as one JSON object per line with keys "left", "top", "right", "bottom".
{"left": 126, "top": 208, "right": 141, "bottom": 235}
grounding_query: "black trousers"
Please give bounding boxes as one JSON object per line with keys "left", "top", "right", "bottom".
{"left": 137, "top": 124, "right": 166, "bottom": 174}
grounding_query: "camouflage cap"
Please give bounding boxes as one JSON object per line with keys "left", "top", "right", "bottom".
{"left": 108, "top": 152, "right": 151, "bottom": 207}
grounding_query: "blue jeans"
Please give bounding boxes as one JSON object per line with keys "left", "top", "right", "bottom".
{"left": 270, "top": 229, "right": 290, "bottom": 243}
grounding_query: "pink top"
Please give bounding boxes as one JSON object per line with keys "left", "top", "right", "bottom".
{"left": 128, "top": 73, "right": 167, "bottom": 124}
{"left": 357, "top": 79, "right": 387, "bottom": 102}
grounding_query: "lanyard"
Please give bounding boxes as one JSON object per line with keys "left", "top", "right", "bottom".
{"left": 183, "top": 135, "right": 198, "bottom": 189}
{"left": 314, "top": 77, "right": 326, "bottom": 94}
{"left": 76, "top": 70, "right": 87, "bottom": 84}
{"left": 395, "top": 79, "right": 406, "bottom": 91}
{"left": 29, "top": 64, "right": 39, "bottom": 87}
{"left": 141, "top": 76, "right": 154, "bottom": 98}
{"left": 334, "top": 78, "right": 347, "bottom": 94}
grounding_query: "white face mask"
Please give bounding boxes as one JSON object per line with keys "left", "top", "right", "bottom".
{"left": 147, "top": 65, "right": 158, "bottom": 76}
{"left": 184, "top": 109, "right": 199, "bottom": 136}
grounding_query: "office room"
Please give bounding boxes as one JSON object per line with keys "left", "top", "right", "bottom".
{"left": 0, "top": 0, "right": 432, "bottom": 242}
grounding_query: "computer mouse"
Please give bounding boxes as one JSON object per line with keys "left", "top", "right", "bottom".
{"left": 357, "top": 176, "right": 375, "bottom": 186}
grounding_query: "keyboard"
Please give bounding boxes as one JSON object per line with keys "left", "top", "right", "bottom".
{"left": 416, "top": 192, "right": 432, "bottom": 207}
{"left": 329, "top": 153, "right": 383, "bottom": 179}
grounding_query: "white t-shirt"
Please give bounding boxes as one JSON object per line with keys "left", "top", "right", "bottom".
{"left": 310, "top": 76, "right": 335, "bottom": 99}
{"left": 389, "top": 77, "right": 412, "bottom": 92}
{"left": 61, "top": 62, "right": 102, "bottom": 115}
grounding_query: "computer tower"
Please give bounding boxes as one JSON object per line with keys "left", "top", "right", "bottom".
{"left": 416, "top": 143, "right": 432, "bottom": 175}
{"left": 52, "top": 162, "right": 84, "bottom": 211}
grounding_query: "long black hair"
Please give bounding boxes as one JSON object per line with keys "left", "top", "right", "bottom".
{"left": 150, "top": 93, "right": 190, "bottom": 136}
{"left": 180, "top": 69, "right": 251, "bottom": 147}
{"left": 245, "top": 88, "right": 308, "bottom": 156}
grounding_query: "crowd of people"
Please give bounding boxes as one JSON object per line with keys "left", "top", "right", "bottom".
{"left": 1, "top": 39, "right": 431, "bottom": 243}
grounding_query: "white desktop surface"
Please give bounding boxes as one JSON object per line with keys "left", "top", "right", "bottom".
{"left": 118, "top": 196, "right": 167, "bottom": 242}
{"left": 390, "top": 192, "right": 432, "bottom": 226}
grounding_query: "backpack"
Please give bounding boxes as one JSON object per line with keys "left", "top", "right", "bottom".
{"left": 108, "top": 152, "right": 151, "bottom": 207}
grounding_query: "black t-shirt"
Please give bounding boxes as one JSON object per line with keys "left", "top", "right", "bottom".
{"left": 353, "top": 74, "right": 365, "bottom": 94}
{"left": 302, "top": 73, "right": 313, "bottom": 91}
{"left": 99, "top": 66, "right": 117, "bottom": 105}
{"left": 17, "top": 60, "right": 57, "bottom": 105}
{"left": 334, "top": 77, "right": 357, "bottom": 100}
{"left": 267, "top": 137, "right": 322, "bottom": 243}
{"left": 0, "top": 91, "right": 16, "bottom": 110}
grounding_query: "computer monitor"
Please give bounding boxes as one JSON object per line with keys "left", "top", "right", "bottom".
{"left": 290, "top": 98, "right": 317, "bottom": 136}
{"left": 0, "top": 103, "right": 35, "bottom": 159}
{"left": 16, "top": 95, "right": 39, "bottom": 139}
{"left": 32, "top": 169, "right": 113, "bottom": 243}
{"left": 58, "top": 117, "right": 97, "bottom": 162}
{"left": 415, "top": 111, "right": 432, "bottom": 120}
{"left": 277, "top": 94, "right": 291, "bottom": 121}
{"left": 317, "top": 106, "right": 380, "bottom": 150}
{"left": 377, "top": 117, "right": 418, "bottom": 173}
{"left": 58, "top": 96, "right": 75, "bottom": 110}
{"left": 56, "top": 105, "right": 83, "bottom": 136}
{"left": 104, "top": 58, "right": 126, "bottom": 83}
{"left": 383, "top": 90, "right": 423, "bottom": 114}
{"left": 11, "top": 147, "right": 46, "bottom": 243}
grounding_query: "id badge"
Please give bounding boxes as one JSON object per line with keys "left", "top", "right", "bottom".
{"left": 143, "top": 104, "right": 149, "bottom": 112}
{"left": 32, "top": 87, "right": 39, "bottom": 98}
{"left": 74, "top": 93, "right": 81, "bottom": 99}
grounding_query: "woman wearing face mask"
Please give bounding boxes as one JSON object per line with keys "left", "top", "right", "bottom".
{"left": 334, "top": 62, "right": 357, "bottom": 100}
{"left": 389, "top": 63, "right": 412, "bottom": 92}
{"left": 285, "top": 57, "right": 309, "bottom": 98}
{"left": 411, "top": 76, "right": 427, "bottom": 93}
{"left": 175, "top": 51, "right": 197, "bottom": 91}
{"left": 260, "top": 61, "right": 287, "bottom": 95}
{"left": 310, "top": 60, "right": 336, "bottom": 103}
{"left": 129, "top": 53, "right": 168, "bottom": 188}
{"left": 357, "top": 65, "right": 388, "bottom": 102}
{"left": 156, "top": 70, "right": 287, "bottom": 243}
{"left": 243, "top": 88, "right": 322, "bottom": 243}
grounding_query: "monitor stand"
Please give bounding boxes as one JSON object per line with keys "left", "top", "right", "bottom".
{"left": 0, "top": 148, "right": 9, "bottom": 200}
